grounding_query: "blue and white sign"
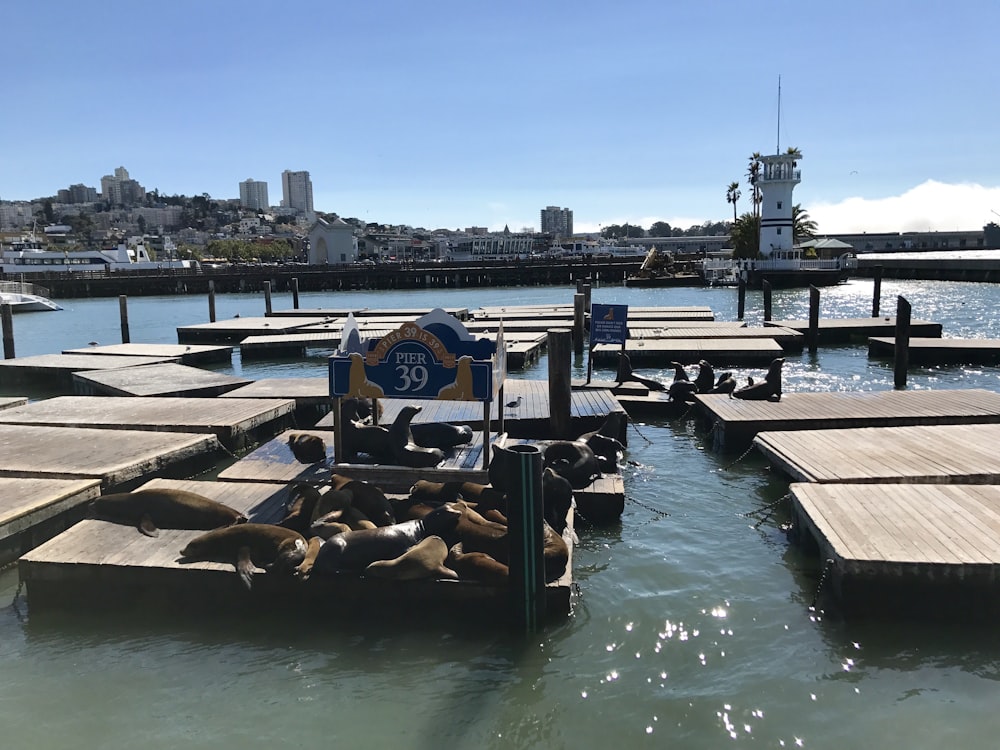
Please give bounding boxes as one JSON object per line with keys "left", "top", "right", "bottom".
{"left": 590, "top": 303, "right": 628, "bottom": 345}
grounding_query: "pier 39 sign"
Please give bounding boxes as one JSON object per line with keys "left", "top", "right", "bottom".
{"left": 329, "top": 309, "right": 500, "bottom": 402}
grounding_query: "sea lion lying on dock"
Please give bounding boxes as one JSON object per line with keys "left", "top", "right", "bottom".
{"left": 364, "top": 535, "right": 458, "bottom": 581}
{"left": 279, "top": 483, "right": 375, "bottom": 538}
{"left": 447, "top": 542, "right": 509, "bottom": 584}
{"left": 91, "top": 488, "right": 247, "bottom": 538}
{"left": 410, "top": 421, "right": 474, "bottom": 450}
{"left": 179, "top": 523, "right": 309, "bottom": 590}
{"left": 542, "top": 440, "right": 601, "bottom": 489}
{"left": 328, "top": 473, "right": 396, "bottom": 527}
{"left": 287, "top": 433, "right": 327, "bottom": 465}
{"left": 388, "top": 405, "right": 445, "bottom": 468}
{"left": 732, "top": 358, "right": 785, "bottom": 401}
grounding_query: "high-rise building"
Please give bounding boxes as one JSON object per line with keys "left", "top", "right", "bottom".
{"left": 281, "top": 170, "right": 314, "bottom": 214}
{"left": 540, "top": 206, "right": 573, "bottom": 237}
{"left": 239, "top": 178, "right": 270, "bottom": 211}
{"left": 100, "top": 166, "right": 145, "bottom": 206}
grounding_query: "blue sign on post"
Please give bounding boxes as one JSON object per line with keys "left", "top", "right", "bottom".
{"left": 590, "top": 303, "right": 628, "bottom": 346}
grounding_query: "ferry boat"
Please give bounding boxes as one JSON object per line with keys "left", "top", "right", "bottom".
{"left": 0, "top": 236, "right": 197, "bottom": 275}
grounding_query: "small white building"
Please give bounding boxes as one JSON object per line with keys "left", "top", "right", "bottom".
{"left": 757, "top": 152, "right": 800, "bottom": 258}
{"left": 307, "top": 217, "right": 358, "bottom": 264}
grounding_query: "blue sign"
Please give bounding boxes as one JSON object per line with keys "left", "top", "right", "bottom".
{"left": 329, "top": 312, "right": 496, "bottom": 402}
{"left": 590, "top": 303, "right": 628, "bottom": 345}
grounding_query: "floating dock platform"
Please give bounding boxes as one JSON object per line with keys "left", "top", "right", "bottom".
{"left": 868, "top": 336, "right": 1000, "bottom": 365}
{"left": 63, "top": 343, "right": 233, "bottom": 365}
{"left": 0, "top": 353, "right": 178, "bottom": 387}
{"left": 764, "top": 317, "right": 943, "bottom": 342}
{"left": 72, "top": 362, "right": 253, "bottom": 398}
{"left": 0, "top": 477, "right": 102, "bottom": 566}
{"left": 591, "top": 338, "right": 785, "bottom": 367}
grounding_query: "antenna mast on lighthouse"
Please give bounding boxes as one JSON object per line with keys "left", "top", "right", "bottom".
{"left": 776, "top": 75, "right": 782, "bottom": 154}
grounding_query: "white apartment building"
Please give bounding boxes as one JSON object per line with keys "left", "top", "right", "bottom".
{"left": 239, "top": 179, "right": 270, "bottom": 211}
{"left": 281, "top": 170, "right": 314, "bottom": 214}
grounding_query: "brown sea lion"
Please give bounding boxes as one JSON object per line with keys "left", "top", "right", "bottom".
{"left": 410, "top": 421, "right": 474, "bottom": 450}
{"left": 329, "top": 474, "right": 395, "bottom": 527}
{"left": 542, "top": 467, "right": 573, "bottom": 534}
{"left": 388, "top": 405, "right": 445, "bottom": 468}
{"left": 694, "top": 359, "right": 716, "bottom": 393}
{"left": 447, "top": 542, "right": 509, "bottom": 584}
{"left": 91, "top": 488, "right": 248, "bottom": 538}
{"left": 542, "top": 440, "right": 601, "bottom": 489}
{"left": 279, "top": 484, "right": 375, "bottom": 537}
{"left": 709, "top": 371, "right": 737, "bottom": 395}
{"left": 287, "top": 432, "right": 327, "bottom": 465}
{"left": 732, "top": 357, "right": 784, "bottom": 401}
{"left": 179, "top": 523, "right": 308, "bottom": 590}
{"left": 407, "top": 479, "right": 507, "bottom": 512}
{"left": 364, "top": 535, "right": 458, "bottom": 581}
{"left": 615, "top": 351, "right": 666, "bottom": 391}
{"left": 341, "top": 399, "right": 394, "bottom": 461}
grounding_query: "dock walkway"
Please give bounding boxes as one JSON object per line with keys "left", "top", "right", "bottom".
{"left": 72, "top": 362, "right": 252, "bottom": 397}
{"left": 764, "top": 317, "right": 942, "bottom": 342}
{"left": 62, "top": 343, "right": 233, "bottom": 365}
{"left": 868, "top": 336, "right": 1000, "bottom": 365}
{"left": 591, "top": 338, "right": 785, "bottom": 367}
{"left": 0, "top": 477, "right": 102, "bottom": 566}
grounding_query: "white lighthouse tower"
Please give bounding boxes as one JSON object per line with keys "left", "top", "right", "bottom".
{"left": 756, "top": 150, "right": 800, "bottom": 258}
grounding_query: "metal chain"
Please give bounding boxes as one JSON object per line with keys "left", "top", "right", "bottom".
{"left": 718, "top": 442, "right": 757, "bottom": 472}
{"left": 740, "top": 492, "right": 790, "bottom": 527}
{"left": 11, "top": 578, "right": 25, "bottom": 617}
{"left": 625, "top": 494, "right": 671, "bottom": 520}
{"left": 810, "top": 558, "right": 835, "bottom": 611}
{"left": 629, "top": 420, "right": 654, "bottom": 445}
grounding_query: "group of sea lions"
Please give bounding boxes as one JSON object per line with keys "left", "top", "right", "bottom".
{"left": 617, "top": 352, "right": 785, "bottom": 403}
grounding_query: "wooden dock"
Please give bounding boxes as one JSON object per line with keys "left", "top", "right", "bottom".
{"left": 177, "top": 316, "right": 334, "bottom": 344}
{"left": 868, "top": 336, "right": 1000, "bottom": 365}
{"left": 221, "top": 377, "right": 332, "bottom": 408}
{"left": 0, "top": 423, "right": 219, "bottom": 490}
{"left": 63, "top": 342, "right": 233, "bottom": 365}
{"left": 697, "top": 388, "right": 1000, "bottom": 450}
{"left": 754, "top": 423, "right": 1000, "bottom": 484}
{"left": 72, "top": 362, "right": 253, "bottom": 397}
{"left": 764, "top": 316, "right": 943, "bottom": 342}
{"left": 0, "top": 353, "right": 178, "bottom": 387}
{"left": 267, "top": 307, "right": 470, "bottom": 321}
{"left": 591, "top": 338, "right": 785, "bottom": 367}
{"left": 0, "top": 396, "right": 296, "bottom": 451}
{"left": 239, "top": 330, "right": 341, "bottom": 358}
{"left": 0, "top": 477, "right": 102, "bottom": 566}
{"left": 18, "top": 476, "right": 571, "bottom": 619}
{"left": 790, "top": 482, "right": 1000, "bottom": 617}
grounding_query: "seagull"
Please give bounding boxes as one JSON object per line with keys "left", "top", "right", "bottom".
{"left": 506, "top": 395, "right": 522, "bottom": 410}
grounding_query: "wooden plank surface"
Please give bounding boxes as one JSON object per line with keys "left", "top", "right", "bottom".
{"left": 592, "top": 338, "right": 784, "bottom": 366}
{"left": 62, "top": 343, "right": 233, "bottom": 365}
{"left": 0, "top": 353, "right": 178, "bottom": 384}
{"left": 221, "top": 377, "right": 332, "bottom": 406}
{"left": 0, "top": 477, "right": 102, "bottom": 536}
{"left": 72, "top": 362, "right": 252, "bottom": 397}
{"left": 0, "top": 424, "right": 219, "bottom": 489}
{"left": 754, "top": 423, "right": 1000, "bottom": 483}
{"left": 177, "top": 316, "right": 334, "bottom": 343}
{"left": 868, "top": 336, "right": 1000, "bottom": 364}
{"left": 765, "top": 317, "right": 943, "bottom": 341}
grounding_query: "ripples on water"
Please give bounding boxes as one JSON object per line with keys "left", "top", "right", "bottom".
{"left": 2, "top": 279, "right": 1000, "bottom": 748}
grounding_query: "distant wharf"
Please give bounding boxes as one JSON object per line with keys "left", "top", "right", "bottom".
{"left": 868, "top": 336, "right": 1000, "bottom": 365}
{"left": 754, "top": 423, "right": 1000, "bottom": 484}
{"left": 789, "top": 482, "right": 1000, "bottom": 617}
{"left": 697, "top": 388, "right": 1000, "bottom": 450}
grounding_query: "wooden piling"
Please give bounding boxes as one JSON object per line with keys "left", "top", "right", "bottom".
{"left": 291, "top": 278, "right": 300, "bottom": 309}
{"left": 894, "top": 295, "right": 911, "bottom": 389}
{"left": 264, "top": 281, "right": 272, "bottom": 315}
{"left": 737, "top": 277, "right": 746, "bottom": 320}
{"left": 118, "top": 295, "right": 130, "bottom": 344}
{"left": 762, "top": 280, "right": 772, "bottom": 322}
{"left": 1, "top": 304, "right": 14, "bottom": 359}
{"left": 547, "top": 328, "right": 572, "bottom": 439}
{"left": 872, "top": 266, "right": 883, "bottom": 318}
{"left": 573, "top": 294, "right": 585, "bottom": 354}
{"left": 208, "top": 281, "right": 216, "bottom": 323}
{"left": 506, "top": 444, "right": 546, "bottom": 632}
{"left": 583, "top": 282, "right": 592, "bottom": 315}
{"left": 808, "top": 286, "right": 820, "bottom": 353}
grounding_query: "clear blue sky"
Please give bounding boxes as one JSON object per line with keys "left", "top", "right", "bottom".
{"left": 4, "top": 1, "right": 1000, "bottom": 234}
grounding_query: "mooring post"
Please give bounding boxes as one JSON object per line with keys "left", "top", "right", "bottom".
{"left": 208, "top": 280, "right": 216, "bottom": 323}
{"left": 119, "top": 295, "right": 130, "bottom": 344}
{"left": 583, "top": 282, "right": 592, "bottom": 314}
{"left": 331, "top": 396, "right": 343, "bottom": 464}
{"left": 762, "top": 280, "right": 772, "bottom": 322}
{"left": 808, "top": 285, "right": 820, "bottom": 353}
{"left": 737, "top": 277, "right": 746, "bottom": 320}
{"left": 547, "top": 328, "right": 572, "bottom": 439}
{"left": 872, "top": 266, "right": 883, "bottom": 318}
{"left": 264, "top": 281, "right": 272, "bottom": 315}
{"left": 572, "top": 293, "right": 585, "bottom": 354}
{"left": 507, "top": 443, "right": 546, "bottom": 632}
{"left": 291, "top": 277, "right": 300, "bottom": 309}
{"left": 894, "top": 295, "right": 911, "bottom": 389}
{"left": 1, "top": 304, "right": 14, "bottom": 359}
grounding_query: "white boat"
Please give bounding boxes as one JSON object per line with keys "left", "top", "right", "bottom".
{"left": 0, "top": 236, "right": 196, "bottom": 274}
{"left": 0, "top": 281, "right": 61, "bottom": 312}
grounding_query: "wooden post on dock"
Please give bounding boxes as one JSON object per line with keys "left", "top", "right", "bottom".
{"left": 1, "top": 304, "right": 14, "bottom": 359}
{"left": 894, "top": 295, "right": 911, "bottom": 389}
{"left": 291, "top": 278, "right": 300, "bottom": 309}
{"left": 507, "top": 444, "right": 546, "bottom": 632}
{"left": 331, "top": 396, "right": 344, "bottom": 464}
{"left": 808, "top": 286, "right": 820, "bottom": 354}
{"left": 119, "top": 295, "right": 130, "bottom": 344}
{"left": 583, "top": 282, "right": 592, "bottom": 314}
{"left": 872, "top": 266, "right": 883, "bottom": 318}
{"left": 573, "top": 293, "right": 585, "bottom": 354}
{"left": 762, "top": 280, "right": 772, "bottom": 322}
{"left": 737, "top": 277, "right": 746, "bottom": 320}
{"left": 547, "top": 328, "right": 572, "bottom": 439}
{"left": 208, "top": 281, "right": 216, "bottom": 323}
{"left": 264, "top": 281, "right": 272, "bottom": 315}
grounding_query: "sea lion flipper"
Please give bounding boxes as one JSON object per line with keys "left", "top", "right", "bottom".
{"left": 295, "top": 537, "right": 323, "bottom": 581}
{"left": 139, "top": 514, "right": 159, "bottom": 538}
{"left": 236, "top": 546, "right": 255, "bottom": 590}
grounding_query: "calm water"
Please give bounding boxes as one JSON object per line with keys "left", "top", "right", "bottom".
{"left": 3, "top": 279, "right": 1000, "bottom": 749}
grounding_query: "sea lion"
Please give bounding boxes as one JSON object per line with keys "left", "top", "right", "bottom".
{"left": 447, "top": 542, "right": 509, "bottom": 584}
{"left": 341, "top": 399, "right": 394, "bottom": 462}
{"left": 91, "top": 488, "right": 248, "bottom": 538}
{"left": 329, "top": 473, "right": 395, "bottom": 527}
{"left": 364, "top": 535, "right": 458, "bottom": 581}
{"left": 577, "top": 413, "right": 627, "bottom": 472}
{"left": 279, "top": 483, "right": 375, "bottom": 536}
{"left": 450, "top": 506, "right": 569, "bottom": 583}
{"left": 694, "top": 360, "right": 715, "bottom": 393}
{"left": 287, "top": 432, "right": 327, "bottom": 465}
{"left": 179, "top": 523, "right": 308, "bottom": 590}
{"left": 543, "top": 440, "right": 601, "bottom": 489}
{"left": 709, "top": 371, "right": 737, "bottom": 395}
{"left": 301, "top": 504, "right": 463, "bottom": 577}
{"left": 732, "top": 357, "right": 785, "bottom": 401}
{"left": 615, "top": 351, "right": 666, "bottom": 391}
{"left": 407, "top": 479, "right": 507, "bottom": 512}
{"left": 410, "top": 421, "right": 474, "bottom": 450}
{"left": 542, "top": 467, "right": 573, "bottom": 534}
{"left": 387, "top": 405, "right": 445, "bottom": 468}
{"left": 668, "top": 379, "right": 699, "bottom": 404}
{"left": 670, "top": 361, "right": 690, "bottom": 382}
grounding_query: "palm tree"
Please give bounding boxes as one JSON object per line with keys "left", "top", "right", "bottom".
{"left": 785, "top": 146, "right": 803, "bottom": 160}
{"left": 746, "top": 153, "right": 763, "bottom": 255}
{"left": 730, "top": 212, "right": 760, "bottom": 259}
{"left": 792, "top": 204, "right": 818, "bottom": 243}
{"left": 725, "top": 181, "right": 741, "bottom": 224}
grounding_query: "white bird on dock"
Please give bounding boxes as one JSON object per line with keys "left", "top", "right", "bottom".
{"left": 506, "top": 395, "right": 522, "bottom": 410}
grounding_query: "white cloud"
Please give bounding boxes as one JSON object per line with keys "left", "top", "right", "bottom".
{"left": 809, "top": 181, "right": 1000, "bottom": 234}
